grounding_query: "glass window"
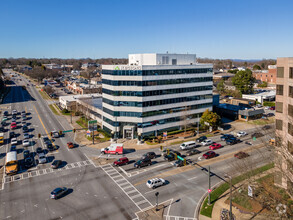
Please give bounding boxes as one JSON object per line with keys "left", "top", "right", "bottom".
{"left": 277, "top": 67, "right": 284, "bottom": 78}
{"left": 288, "top": 104, "right": 293, "bottom": 117}
{"left": 290, "top": 67, "right": 293, "bottom": 79}
{"left": 276, "top": 119, "right": 283, "bottom": 130}
{"left": 276, "top": 102, "right": 283, "bottom": 113}
{"left": 288, "top": 123, "right": 293, "bottom": 136}
{"left": 289, "top": 86, "right": 293, "bottom": 98}
{"left": 288, "top": 141, "right": 293, "bottom": 155}
{"left": 276, "top": 85, "right": 283, "bottom": 95}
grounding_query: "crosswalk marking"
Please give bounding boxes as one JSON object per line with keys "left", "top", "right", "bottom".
{"left": 3, "top": 160, "right": 92, "bottom": 184}
{"left": 100, "top": 164, "right": 152, "bottom": 211}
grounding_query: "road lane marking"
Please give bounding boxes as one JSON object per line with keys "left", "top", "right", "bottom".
{"left": 188, "top": 176, "right": 198, "bottom": 181}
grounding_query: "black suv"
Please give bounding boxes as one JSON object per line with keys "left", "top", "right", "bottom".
{"left": 251, "top": 132, "right": 263, "bottom": 138}
{"left": 226, "top": 137, "right": 240, "bottom": 145}
{"left": 142, "top": 152, "right": 156, "bottom": 160}
{"left": 9, "top": 131, "right": 16, "bottom": 138}
{"left": 220, "top": 134, "right": 234, "bottom": 141}
{"left": 164, "top": 153, "right": 176, "bottom": 161}
{"left": 196, "top": 136, "right": 207, "bottom": 143}
{"left": 134, "top": 159, "right": 152, "bottom": 168}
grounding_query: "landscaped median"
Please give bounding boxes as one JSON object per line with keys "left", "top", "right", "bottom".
{"left": 48, "top": 104, "right": 60, "bottom": 115}
{"left": 199, "top": 163, "right": 274, "bottom": 218}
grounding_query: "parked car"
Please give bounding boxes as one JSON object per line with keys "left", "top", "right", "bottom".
{"left": 180, "top": 141, "right": 197, "bottom": 150}
{"left": 22, "top": 125, "right": 28, "bottom": 131}
{"left": 22, "top": 121, "right": 27, "bottom": 126}
{"left": 113, "top": 157, "right": 129, "bottom": 166}
{"left": 186, "top": 149, "right": 201, "bottom": 156}
{"left": 234, "top": 151, "right": 249, "bottom": 159}
{"left": 202, "top": 151, "right": 216, "bottom": 159}
{"left": 42, "top": 136, "right": 50, "bottom": 145}
{"left": 23, "top": 139, "right": 30, "bottom": 147}
{"left": 264, "top": 106, "right": 270, "bottom": 110}
{"left": 196, "top": 136, "right": 207, "bottom": 143}
{"left": 10, "top": 145, "right": 17, "bottom": 152}
{"left": 134, "top": 159, "right": 151, "bottom": 168}
{"left": 24, "top": 157, "right": 34, "bottom": 168}
{"left": 23, "top": 150, "right": 30, "bottom": 158}
{"left": 51, "top": 160, "right": 62, "bottom": 169}
{"left": 201, "top": 139, "right": 213, "bottom": 146}
{"left": 23, "top": 133, "right": 30, "bottom": 139}
{"left": 11, "top": 138, "right": 18, "bottom": 145}
{"left": 2, "top": 117, "right": 8, "bottom": 122}
{"left": 12, "top": 110, "right": 17, "bottom": 115}
{"left": 9, "top": 131, "right": 16, "bottom": 138}
{"left": 256, "top": 104, "right": 262, "bottom": 108}
{"left": 173, "top": 160, "right": 184, "bottom": 167}
{"left": 50, "top": 187, "right": 68, "bottom": 199}
{"left": 236, "top": 131, "right": 247, "bottom": 137}
{"left": 10, "top": 122, "right": 17, "bottom": 130}
{"left": 141, "top": 152, "right": 156, "bottom": 159}
{"left": 220, "top": 134, "right": 234, "bottom": 141}
{"left": 251, "top": 132, "right": 264, "bottom": 138}
{"left": 36, "top": 147, "right": 43, "bottom": 154}
{"left": 209, "top": 143, "right": 222, "bottom": 150}
{"left": 267, "top": 113, "right": 275, "bottom": 117}
{"left": 38, "top": 153, "right": 46, "bottom": 164}
{"left": 146, "top": 178, "right": 165, "bottom": 189}
{"left": 269, "top": 106, "right": 275, "bottom": 110}
{"left": 3, "top": 111, "right": 9, "bottom": 116}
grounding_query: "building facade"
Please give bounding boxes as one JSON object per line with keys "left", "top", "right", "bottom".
{"left": 101, "top": 53, "right": 213, "bottom": 139}
{"left": 253, "top": 65, "right": 277, "bottom": 84}
{"left": 275, "top": 57, "right": 293, "bottom": 197}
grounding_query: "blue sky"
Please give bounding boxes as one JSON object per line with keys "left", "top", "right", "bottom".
{"left": 0, "top": 0, "right": 292, "bottom": 59}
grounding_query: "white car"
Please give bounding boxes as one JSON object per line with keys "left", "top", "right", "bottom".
{"left": 38, "top": 153, "right": 47, "bottom": 164}
{"left": 146, "top": 178, "right": 165, "bottom": 189}
{"left": 237, "top": 131, "right": 247, "bottom": 137}
{"left": 23, "top": 133, "right": 30, "bottom": 139}
{"left": 11, "top": 138, "right": 18, "bottom": 145}
{"left": 201, "top": 139, "right": 213, "bottom": 146}
{"left": 264, "top": 106, "right": 270, "bottom": 110}
{"left": 12, "top": 110, "right": 17, "bottom": 115}
{"left": 23, "top": 139, "right": 30, "bottom": 147}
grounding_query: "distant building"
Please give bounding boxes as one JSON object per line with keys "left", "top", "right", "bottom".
{"left": 71, "top": 70, "right": 80, "bottom": 76}
{"left": 43, "top": 63, "right": 61, "bottom": 69}
{"left": 81, "top": 63, "right": 100, "bottom": 70}
{"left": 275, "top": 57, "right": 293, "bottom": 197}
{"left": 253, "top": 65, "right": 277, "bottom": 84}
{"left": 242, "top": 90, "right": 276, "bottom": 104}
{"left": 17, "top": 65, "right": 32, "bottom": 71}
{"left": 213, "top": 72, "right": 235, "bottom": 82}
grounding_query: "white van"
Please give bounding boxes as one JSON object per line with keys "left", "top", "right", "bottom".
{"left": 180, "top": 141, "right": 196, "bottom": 150}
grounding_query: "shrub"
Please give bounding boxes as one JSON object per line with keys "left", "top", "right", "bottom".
{"left": 62, "top": 109, "right": 70, "bottom": 114}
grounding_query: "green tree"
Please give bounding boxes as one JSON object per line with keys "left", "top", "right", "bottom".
{"left": 200, "top": 109, "right": 221, "bottom": 130}
{"left": 228, "top": 69, "right": 238, "bottom": 74}
{"left": 232, "top": 69, "right": 255, "bottom": 94}
{"left": 261, "top": 62, "right": 265, "bottom": 69}
{"left": 0, "top": 68, "right": 3, "bottom": 76}
{"left": 217, "top": 79, "right": 225, "bottom": 93}
{"left": 257, "top": 81, "right": 268, "bottom": 88}
{"left": 253, "top": 64, "right": 261, "bottom": 70}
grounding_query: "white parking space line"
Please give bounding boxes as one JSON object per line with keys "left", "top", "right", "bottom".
{"left": 187, "top": 176, "right": 198, "bottom": 181}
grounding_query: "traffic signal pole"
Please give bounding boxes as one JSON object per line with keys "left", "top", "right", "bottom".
{"left": 208, "top": 166, "right": 211, "bottom": 205}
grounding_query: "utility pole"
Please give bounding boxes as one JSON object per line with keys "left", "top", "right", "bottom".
{"left": 92, "top": 129, "right": 94, "bottom": 144}
{"left": 155, "top": 192, "right": 159, "bottom": 211}
{"left": 208, "top": 166, "right": 211, "bottom": 205}
{"left": 225, "top": 174, "right": 233, "bottom": 220}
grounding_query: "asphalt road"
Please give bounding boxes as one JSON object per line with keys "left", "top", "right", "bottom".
{"left": 0, "top": 69, "right": 275, "bottom": 220}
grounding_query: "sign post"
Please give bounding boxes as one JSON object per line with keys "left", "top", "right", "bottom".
{"left": 155, "top": 192, "right": 159, "bottom": 211}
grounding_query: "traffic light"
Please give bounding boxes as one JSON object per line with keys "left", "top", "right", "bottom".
{"left": 166, "top": 149, "right": 170, "bottom": 155}
{"left": 50, "top": 132, "right": 53, "bottom": 136}
{"left": 59, "top": 130, "right": 63, "bottom": 136}
{"left": 73, "top": 128, "right": 76, "bottom": 133}
{"left": 38, "top": 133, "right": 41, "bottom": 138}
{"left": 160, "top": 145, "right": 163, "bottom": 151}
{"left": 174, "top": 153, "right": 177, "bottom": 160}
{"left": 183, "top": 159, "right": 186, "bottom": 166}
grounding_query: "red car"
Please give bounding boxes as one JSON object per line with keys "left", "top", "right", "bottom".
{"left": 234, "top": 151, "right": 249, "bottom": 159}
{"left": 10, "top": 122, "right": 17, "bottom": 129}
{"left": 113, "top": 157, "right": 129, "bottom": 166}
{"left": 203, "top": 151, "right": 216, "bottom": 159}
{"left": 209, "top": 143, "right": 222, "bottom": 150}
{"left": 269, "top": 106, "right": 275, "bottom": 110}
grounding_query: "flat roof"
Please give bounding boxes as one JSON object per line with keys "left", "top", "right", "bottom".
{"left": 81, "top": 97, "right": 103, "bottom": 109}
{"left": 59, "top": 94, "right": 102, "bottom": 102}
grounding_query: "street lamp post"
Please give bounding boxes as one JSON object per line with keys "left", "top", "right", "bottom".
{"left": 224, "top": 174, "right": 233, "bottom": 220}
{"left": 155, "top": 192, "right": 159, "bottom": 211}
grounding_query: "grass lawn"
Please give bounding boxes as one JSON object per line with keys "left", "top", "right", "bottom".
{"left": 76, "top": 117, "right": 89, "bottom": 129}
{"left": 247, "top": 117, "right": 275, "bottom": 125}
{"left": 38, "top": 90, "right": 50, "bottom": 100}
{"left": 48, "top": 104, "right": 60, "bottom": 115}
{"left": 200, "top": 163, "right": 274, "bottom": 218}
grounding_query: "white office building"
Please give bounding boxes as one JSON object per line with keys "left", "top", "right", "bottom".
{"left": 101, "top": 53, "right": 213, "bottom": 139}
